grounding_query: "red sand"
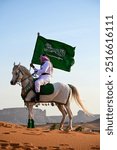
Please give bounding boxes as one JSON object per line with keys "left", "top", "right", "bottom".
{"left": 0, "top": 121, "right": 100, "bottom": 150}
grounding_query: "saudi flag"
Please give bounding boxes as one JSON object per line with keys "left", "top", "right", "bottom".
{"left": 31, "top": 34, "right": 75, "bottom": 72}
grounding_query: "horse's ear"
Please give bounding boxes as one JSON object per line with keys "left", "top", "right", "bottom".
{"left": 17, "top": 62, "right": 21, "bottom": 68}
{"left": 13, "top": 62, "right": 15, "bottom": 66}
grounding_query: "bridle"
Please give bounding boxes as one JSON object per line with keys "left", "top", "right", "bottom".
{"left": 14, "top": 67, "right": 32, "bottom": 86}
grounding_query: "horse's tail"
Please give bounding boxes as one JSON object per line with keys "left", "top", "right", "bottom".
{"left": 68, "top": 84, "right": 90, "bottom": 115}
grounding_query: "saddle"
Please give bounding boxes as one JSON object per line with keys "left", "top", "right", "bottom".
{"left": 39, "top": 83, "right": 54, "bottom": 95}
{"left": 33, "top": 78, "right": 54, "bottom": 95}
{"left": 21, "top": 79, "right": 54, "bottom": 100}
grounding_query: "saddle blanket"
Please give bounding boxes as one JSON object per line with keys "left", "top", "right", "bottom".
{"left": 40, "top": 83, "right": 54, "bottom": 95}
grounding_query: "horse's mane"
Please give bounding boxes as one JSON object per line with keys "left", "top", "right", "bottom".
{"left": 13, "top": 65, "right": 31, "bottom": 76}
{"left": 20, "top": 65, "right": 31, "bottom": 76}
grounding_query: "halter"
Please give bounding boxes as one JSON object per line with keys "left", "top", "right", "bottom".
{"left": 15, "top": 67, "right": 32, "bottom": 86}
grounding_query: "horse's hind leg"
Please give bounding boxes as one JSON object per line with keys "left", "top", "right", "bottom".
{"left": 64, "top": 103, "right": 73, "bottom": 131}
{"left": 56, "top": 104, "right": 67, "bottom": 130}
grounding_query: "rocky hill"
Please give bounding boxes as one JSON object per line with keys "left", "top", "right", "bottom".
{"left": 0, "top": 108, "right": 100, "bottom": 125}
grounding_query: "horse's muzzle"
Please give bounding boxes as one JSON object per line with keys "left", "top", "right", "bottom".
{"left": 10, "top": 80, "right": 15, "bottom": 85}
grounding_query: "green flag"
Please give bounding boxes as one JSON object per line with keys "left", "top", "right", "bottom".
{"left": 31, "top": 35, "right": 75, "bottom": 72}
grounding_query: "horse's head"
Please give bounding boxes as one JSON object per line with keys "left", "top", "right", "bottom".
{"left": 10, "top": 62, "right": 24, "bottom": 85}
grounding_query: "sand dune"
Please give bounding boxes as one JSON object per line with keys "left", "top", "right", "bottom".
{"left": 0, "top": 121, "right": 100, "bottom": 150}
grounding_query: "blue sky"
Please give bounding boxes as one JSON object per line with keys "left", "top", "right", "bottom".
{"left": 0, "top": 0, "right": 99, "bottom": 116}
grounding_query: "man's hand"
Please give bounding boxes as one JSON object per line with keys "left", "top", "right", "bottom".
{"left": 30, "top": 63, "right": 35, "bottom": 69}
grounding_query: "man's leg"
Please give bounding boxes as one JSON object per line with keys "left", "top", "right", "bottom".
{"left": 34, "top": 78, "right": 45, "bottom": 101}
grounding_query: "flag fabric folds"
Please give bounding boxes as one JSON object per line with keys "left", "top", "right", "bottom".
{"left": 31, "top": 35, "right": 75, "bottom": 72}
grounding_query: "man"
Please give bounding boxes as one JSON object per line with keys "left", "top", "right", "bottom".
{"left": 30, "top": 54, "right": 53, "bottom": 101}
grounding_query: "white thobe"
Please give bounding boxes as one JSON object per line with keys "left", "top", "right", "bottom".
{"left": 34, "top": 61, "right": 53, "bottom": 93}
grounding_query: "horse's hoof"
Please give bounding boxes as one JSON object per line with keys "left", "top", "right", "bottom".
{"left": 59, "top": 128, "right": 64, "bottom": 131}
{"left": 68, "top": 128, "right": 73, "bottom": 131}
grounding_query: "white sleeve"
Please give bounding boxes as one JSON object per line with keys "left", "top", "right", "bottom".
{"left": 36, "top": 61, "right": 49, "bottom": 75}
{"left": 34, "top": 68, "right": 38, "bottom": 72}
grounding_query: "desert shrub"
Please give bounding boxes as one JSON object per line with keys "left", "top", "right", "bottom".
{"left": 50, "top": 123, "right": 59, "bottom": 130}
{"left": 75, "top": 126, "right": 83, "bottom": 132}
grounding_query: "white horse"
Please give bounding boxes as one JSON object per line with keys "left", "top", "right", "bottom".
{"left": 10, "top": 63, "right": 89, "bottom": 130}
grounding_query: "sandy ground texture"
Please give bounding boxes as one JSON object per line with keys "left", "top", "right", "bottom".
{"left": 0, "top": 121, "right": 100, "bottom": 150}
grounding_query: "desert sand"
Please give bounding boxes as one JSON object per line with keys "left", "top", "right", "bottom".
{"left": 0, "top": 121, "right": 100, "bottom": 150}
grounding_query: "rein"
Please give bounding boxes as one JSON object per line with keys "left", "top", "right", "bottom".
{"left": 17, "top": 68, "right": 34, "bottom": 85}
{"left": 21, "top": 74, "right": 32, "bottom": 83}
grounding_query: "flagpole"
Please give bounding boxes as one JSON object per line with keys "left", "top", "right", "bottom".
{"left": 37, "top": 32, "right": 40, "bottom": 37}
{"left": 30, "top": 33, "right": 40, "bottom": 68}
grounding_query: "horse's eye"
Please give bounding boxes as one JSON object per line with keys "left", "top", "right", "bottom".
{"left": 15, "top": 72, "right": 18, "bottom": 76}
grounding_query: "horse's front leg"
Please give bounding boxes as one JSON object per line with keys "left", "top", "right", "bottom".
{"left": 26, "top": 102, "right": 35, "bottom": 128}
